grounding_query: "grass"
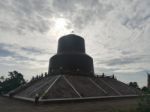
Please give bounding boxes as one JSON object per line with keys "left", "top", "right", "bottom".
{"left": 113, "top": 95, "right": 150, "bottom": 112}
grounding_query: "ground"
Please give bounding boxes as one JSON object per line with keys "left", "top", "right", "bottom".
{"left": 0, "top": 96, "right": 139, "bottom": 112}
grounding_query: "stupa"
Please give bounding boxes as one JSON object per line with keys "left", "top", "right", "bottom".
{"left": 8, "top": 34, "right": 141, "bottom": 103}
{"left": 49, "top": 34, "right": 94, "bottom": 76}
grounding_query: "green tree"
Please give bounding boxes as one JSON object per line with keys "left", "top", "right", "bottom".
{"left": 141, "top": 87, "right": 150, "bottom": 94}
{"left": 0, "top": 71, "right": 26, "bottom": 94}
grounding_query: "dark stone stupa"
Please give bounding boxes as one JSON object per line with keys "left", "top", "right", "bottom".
{"left": 8, "top": 34, "right": 141, "bottom": 103}
{"left": 49, "top": 34, "right": 94, "bottom": 75}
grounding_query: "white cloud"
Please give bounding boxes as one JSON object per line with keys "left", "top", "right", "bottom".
{"left": 0, "top": 0, "right": 150, "bottom": 87}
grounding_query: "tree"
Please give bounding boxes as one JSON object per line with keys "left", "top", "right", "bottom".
{"left": 0, "top": 71, "right": 26, "bottom": 94}
{"left": 0, "top": 76, "right": 5, "bottom": 82}
{"left": 142, "top": 86, "right": 150, "bottom": 94}
{"left": 129, "top": 82, "right": 139, "bottom": 89}
{"left": 44, "top": 72, "right": 48, "bottom": 77}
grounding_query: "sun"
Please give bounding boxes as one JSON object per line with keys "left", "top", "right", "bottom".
{"left": 54, "top": 18, "right": 67, "bottom": 30}
{"left": 53, "top": 18, "right": 72, "bottom": 36}
{"left": 47, "top": 18, "right": 73, "bottom": 40}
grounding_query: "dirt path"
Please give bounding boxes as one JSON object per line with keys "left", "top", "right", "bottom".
{"left": 0, "top": 96, "right": 139, "bottom": 112}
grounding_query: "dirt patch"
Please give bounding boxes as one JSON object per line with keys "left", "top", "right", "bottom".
{"left": 0, "top": 96, "right": 139, "bottom": 112}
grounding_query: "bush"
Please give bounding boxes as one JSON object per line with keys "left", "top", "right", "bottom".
{"left": 137, "top": 95, "right": 150, "bottom": 112}
{"left": 113, "top": 95, "right": 150, "bottom": 112}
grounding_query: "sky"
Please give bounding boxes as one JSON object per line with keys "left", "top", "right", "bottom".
{"left": 0, "top": 0, "right": 150, "bottom": 87}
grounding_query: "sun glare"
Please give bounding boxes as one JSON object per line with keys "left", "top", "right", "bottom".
{"left": 54, "top": 18, "right": 67, "bottom": 30}
{"left": 54, "top": 18, "right": 72, "bottom": 38}
{"left": 47, "top": 18, "right": 73, "bottom": 40}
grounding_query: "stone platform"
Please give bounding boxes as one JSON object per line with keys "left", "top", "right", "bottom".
{"left": 8, "top": 74, "right": 141, "bottom": 103}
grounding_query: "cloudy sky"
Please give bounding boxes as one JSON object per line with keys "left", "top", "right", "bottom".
{"left": 0, "top": 0, "right": 150, "bottom": 87}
